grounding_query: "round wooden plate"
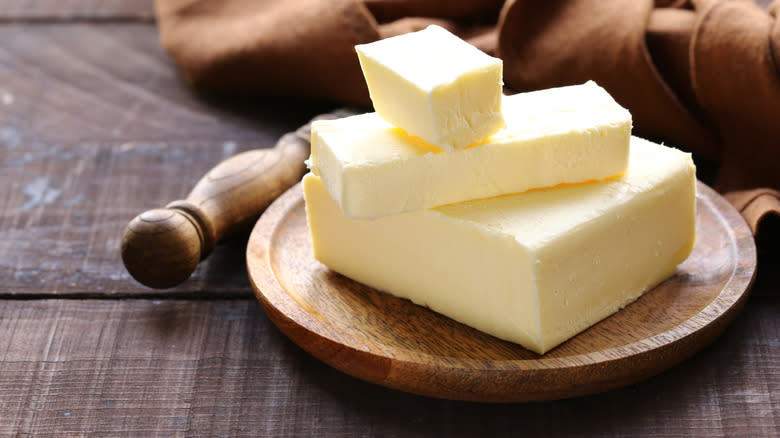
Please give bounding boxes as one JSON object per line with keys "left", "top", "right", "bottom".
{"left": 247, "top": 181, "right": 756, "bottom": 402}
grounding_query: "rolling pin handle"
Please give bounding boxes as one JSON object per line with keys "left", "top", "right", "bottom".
{"left": 121, "top": 123, "right": 318, "bottom": 289}
{"left": 166, "top": 200, "right": 216, "bottom": 258}
{"left": 121, "top": 206, "right": 205, "bottom": 289}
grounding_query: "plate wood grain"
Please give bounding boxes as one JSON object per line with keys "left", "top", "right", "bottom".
{"left": 247, "top": 181, "right": 756, "bottom": 402}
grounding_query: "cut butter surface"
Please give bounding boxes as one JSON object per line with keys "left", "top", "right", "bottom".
{"left": 355, "top": 25, "right": 504, "bottom": 151}
{"left": 303, "top": 137, "right": 697, "bottom": 354}
{"left": 309, "top": 81, "right": 632, "bottom": 219}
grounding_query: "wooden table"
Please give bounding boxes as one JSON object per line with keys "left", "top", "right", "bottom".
{"left": 1, "top": 1, "right": 777, "bottom": 436}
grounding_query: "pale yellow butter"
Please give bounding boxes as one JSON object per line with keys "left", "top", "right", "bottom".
{"left": 355, "top": 25, "right": 504, "bottom": 151}
{"left": 304, "top": 137, "right": 696, "bottom": 354}
{"left": 309, "top": 81, "right": 632, "bottom": 219}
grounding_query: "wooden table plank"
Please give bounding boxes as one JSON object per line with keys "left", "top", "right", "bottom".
{"left": 0, "top": 0, "right": 154, "bottom": 21}
{"left": 0, "top": 23, "right": 333, "bottom": 144}
{"left": 0, "top": 298, "right": 776, "bottom": 437}
{"left": 0, "top": 23, "right": 334, "bottom": 296}
{"left": 3, "top": 139, "right": 275, "bottom": 297}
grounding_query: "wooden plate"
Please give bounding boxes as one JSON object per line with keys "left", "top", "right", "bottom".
{"left": 247, "top": 181, "right": 756, "bottom": 402}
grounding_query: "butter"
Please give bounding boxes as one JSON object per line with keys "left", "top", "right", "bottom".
{"left": 309, "top": 81, "right": 632, "bottom": 219}
{"left": 303, "top": 137, "right": 696, "bottom": 354}
{"left": 355, "top": 25, "right": 504, "bottom": 151}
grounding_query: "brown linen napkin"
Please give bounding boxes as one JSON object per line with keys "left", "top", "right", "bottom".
{"left": 155, "top": 0, "right": 779, "bottom": 250}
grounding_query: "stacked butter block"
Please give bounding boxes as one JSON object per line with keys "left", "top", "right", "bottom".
{"left": 355, "top": 24, "right": 505, "bottom": 151}
{"left": 303, "top": 26, "right": 696, "bottom": 354}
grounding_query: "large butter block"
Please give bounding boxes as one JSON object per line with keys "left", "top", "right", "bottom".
{"left": 309, "top": 81, "right": 632, "bottom": 219}
{"left": 355, "top": 25, "right": 504, "bottom": 151}
{"left": 304, "top": 137, "right": 696, "bottom": 354}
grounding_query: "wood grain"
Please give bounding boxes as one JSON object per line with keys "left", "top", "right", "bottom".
{"left": 0, "top": 24, "right": 333, "bottom": 144}
{"left": 1, "top": 139, "right": 264, "bottom": 296}
{"left": 248, "top": 181, "right": 756, "bottom": 402}
{"left": 0, "top": 298, "right": 777, "bottom": 437}
{"left": 0, "top": 24, "right": 333, "bottom": 296}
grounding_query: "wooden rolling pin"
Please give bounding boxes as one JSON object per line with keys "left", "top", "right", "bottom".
{"left": 121, "top": 115, "right": 338, "bottom": 289}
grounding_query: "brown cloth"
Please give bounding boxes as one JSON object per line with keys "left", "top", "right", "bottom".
{"left": 156, "top": 0, "right": 779, "bottom": 251}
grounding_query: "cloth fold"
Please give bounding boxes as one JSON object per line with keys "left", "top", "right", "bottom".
{"left": 155, "top": 0, "right": 779, "bottom": 251}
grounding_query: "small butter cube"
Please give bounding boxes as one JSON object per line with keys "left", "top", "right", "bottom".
{"left": 355, "top": 25, "right": 504, "bottom": 151}
{"left": 309, "top": 81, "right": 632, "bottom": 219}
{"left": 304, "top": 137, "right": 697, "bottom": 354}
